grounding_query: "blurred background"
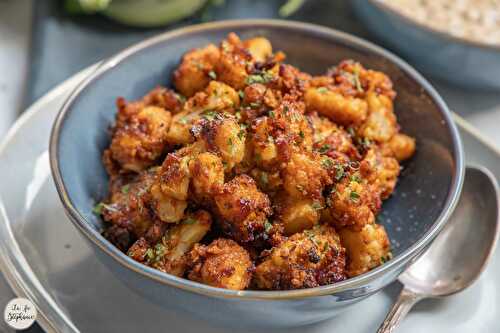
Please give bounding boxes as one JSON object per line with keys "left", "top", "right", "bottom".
{"left": 1, "top": 0, "right": 500, "bottom": 331}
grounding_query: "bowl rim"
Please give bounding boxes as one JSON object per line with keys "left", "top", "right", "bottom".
{"left": 366, "top": 0, "right": 500, "bottom": 52}
{"left": 49, "top": 19, "right": 465, "bottom": 300}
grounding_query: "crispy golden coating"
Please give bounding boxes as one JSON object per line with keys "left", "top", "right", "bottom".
{"left": 108, "top": 105, "right": 172, "bottom": 173}
{"left": 326, "top": 171, "right": 381, "bottom": 230}
{"left": 188, "top": 152, "right": 225, "bottom": 202}
{"left": 173, "top": 44, "right": 220, "bottom": 97}
{"left": 282, "top": 152, "right": 332, "bottom": 200}
{"left": 254, "top": 225, "right": 346, "bottom": 290}
{"left": 214, "top": 175, "right": 272, "bottom": 244}
{"left": 187, "top": 238, "right": 253, "bottom": 290}
{"left": 128, "top": 210, "right": 212, "bottom": 276}
{"left": 101, "top": 33, "right": 415, "bottom": 290}
{"left": 275, "top": 194, "right": 321, "bottom": 236}
{"left": 305, "top": 87, "right": 368, "bottom": 126}
{"left": 357, "top": 92, "right": 398, "bottom": 143}
{"left": 166, "top": 81, "right": 240, "bottom": 145}
{"left": 380, "top": 133, "right": 416, "bottom": 162}
{"left": 338, "top": 223, "right": 391, "bottom": 277}
{"left": 100, "top": 168, "right": 157, "bottom": 247}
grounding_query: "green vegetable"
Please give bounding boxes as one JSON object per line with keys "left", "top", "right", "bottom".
{"left": 316, "top": 87, "right": 329, "bottom": 94}
{"left": 350, "top": 190, "right": 360, "bottom": 202}
{"left": 121, "top": 184, "right": 130, "bottom": 194}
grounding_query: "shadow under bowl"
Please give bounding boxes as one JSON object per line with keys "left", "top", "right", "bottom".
{"left": 49, "top": 19, "right": 464, "bottom": 328}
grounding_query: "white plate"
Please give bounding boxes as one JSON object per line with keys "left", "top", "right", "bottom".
{"left": 0, "top": 66, "right": 499, "bottom": 333}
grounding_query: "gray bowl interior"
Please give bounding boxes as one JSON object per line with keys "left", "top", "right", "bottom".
{"left": 55, "top": 24, "right": 459, "bottom": 264}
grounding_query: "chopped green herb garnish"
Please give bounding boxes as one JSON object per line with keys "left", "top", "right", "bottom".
{"left": 299, "top": 130, "right": 305, "bottom": 139}
{"left": 264, "top": 219, "right": 273, "bottom": 233}
{"left": 93, "top": 202, "right": 105, "bottom": 215}
{"left": 335, "top": 165, "right": 345, "bottom": 180}
{"left": 350, "top": 174, "right": 361, "bottom": 183}
{"left": 179, "top": 116, "right": 189, "bottom": 124}
{"left": 268, "top": 110, "right": 276, "bottom": 119}
{"left": 238, "top": 90, "right": 245, "bottom": 99}
{"left": 245, "top": 72, "right": 273, "bottom": 85}
{"left": 316, "top": 87, "right": 329, "bottom": 94}
{"left": 318, "top": 144, "right": 331, "bottom": 153}
{"left": 208, "top": 70, "right": 217, "bottom": 80}
{"left": 145, "top": 248, "right": 154, "bottom": 260}
{"left": 350, "top": 190, "right": 360, "bottom": 202}
{"left": 121, "top": 184, "right": 130, "bottom": 194}
{"left": 353, "top": 68, "right": 363, "bottom": 92}
{"left": 260, "top": 172, "right": 269, "bottom": 185}
{"left": 202, "top": 110, "right": 217, "bottom": 121}
{"left": 321, "top": 158, "right": 333, "bottom": 169}
{"left": 311, "top": 202, "right": 323, "bottom": 210}
{"left": 250, "top": 102, "right": 261, "bottom": 109}
{"left": 183, "top": 217, "right": 197, "bottom": 225}
{"left": 238, "top": 130, "right": 245, "bottom": 140}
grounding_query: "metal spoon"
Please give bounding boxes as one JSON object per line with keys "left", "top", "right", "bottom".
{"left": 378, "top": 165, "right": 500, "bottom": 333}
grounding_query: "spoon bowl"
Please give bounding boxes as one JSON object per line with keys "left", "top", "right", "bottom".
{"left": 379, "top": 165, "right": 500, "bottom": 332}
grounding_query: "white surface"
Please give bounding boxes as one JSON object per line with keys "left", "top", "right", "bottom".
{"left": 0, "top": 73, "right": 499, "bottom": 333}
{"left": 0, "top": 0, "right": 32, "bottom": 138}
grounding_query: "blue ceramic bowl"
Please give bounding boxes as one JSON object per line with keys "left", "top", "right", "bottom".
{"left": 352, "top": 0, "right": 500, "bottom": 91}
{"left": 49, "top": 20, "right": 464, "bottom": 328}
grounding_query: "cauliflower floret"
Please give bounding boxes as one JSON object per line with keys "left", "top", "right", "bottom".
{"left": 338, "top": 223, "right": 391, "bottom": 277}
{"left": 100, "top": 168, "right": 157, "bottom": 246}
{"left": 166, "top": 81, "right": 240, "bottom": 145}
{"left": 243, "top": 37, "right": 273, "bottom": 62}
{"left": 380, "top": 133, "right": 416, "bottom": 162}
{"left": 360, "top": 148, "right": 400, "bottom": 200}
{"left": 326, "top": 172, "right": 381, "bottom": 230}
{"left": 214, "top": 175, "right": 272, "bottom": 244}
{"left": 108, "top": 106, "right": 171, "bottom": 172}
{"left": 275, "top": 194, "right": 322, "bottom": 236}
{"left": 195, "top": 114, "right": 246, "bottom": 171}
{"left": 282, "top": 152, "right": 332, "bottom": 200}
{"left": 128, "top": 210, "right": 212, "bottom": 276}
{"left": 188, "top": 152, "right": 225, "bottom": 202}
{"left": 357, "top": 92, "right": 397, "bottom": 143}
{"left": 173, "top": 44, "right": 220, "bottom": 97}
{"left": 187, "top": 238, "right": 253, "bottom": 290}
{"left": 305, "top": 87, "right": 368, "bottom": 126}
{"left": 253, "top": 224, "right": 346, "bottom": 290}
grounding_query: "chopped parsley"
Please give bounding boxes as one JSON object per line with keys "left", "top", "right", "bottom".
{"left": 179, "top": 116, "right": 189, "bottom": 124}
{"left": 250, "top": 102, "right": 261, "bottom": 109}
{"left": 238, "top": 90, "right": 245, "bottom": 99}
{"left": 316, "top": 87, "right": 329, "bottom": 94}
{"left": 318, "top": 144, "right": 331, "bottom": 153}
{"left": 208, "top": 70, "right": 217, "bottom": 80}
{"left": 350, "top": 190, "right": 360, "bottom": 202}
{"left": 311, "top": 202, "right": 323, "bottom": 210}
{"left": 264, "top": 219, "right": 273, "bottom": 233}
{"left": 245, "top": 72, "right": 273, "bottom": 85}
{"left": 350, "top": 174, "right": 361, "bottom": 183}
{"left": 92, "top": 202, "right": 117, "bottom": 215}
{"left": 299, "top": 130, "right": 305, "bottom": 139}
{"left": 335, "top": 165, "right": 345, "bottom": 180}
{"left": 268, "top": 110, "right": 276, "bottom": 119}
{"left": 237, "top": 129, "right": 245, "bottom": 140}
{"left": 321, "top": 158, "right": 334, "bottom": 169}
{"left": 121, "top": 184, "right": 130, "bottom": 194}
{"left": 202, "top": 110, "right": 217, "bottom": 121}
{"left": 183, "top": 217, "right": 197, "bottom": 225}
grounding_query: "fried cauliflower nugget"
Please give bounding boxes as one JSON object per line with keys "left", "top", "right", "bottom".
{"left": 282, "top": 152, "right": 332, "bottom": 200}
{"left": 275, "top": 194, "right": 322, "bottom": 236}
{"left": 380, "top": 133, "right": 416, "bottom": 162}
{"left": 149, "top": 149, "right": 192, "bottom": 223}
{"left": 214, "top": 175, "right": 272, "bottom": 244}
{"left": 338, "top": 223, "right": 391, "bottom": 277}
{"left": 357, "top": 92, "right": 398, "bottom": 143}
{"left": 254, "top": 225, "right": 346, "bottom": 290}
{"left": 214, "top": 33, "right": 252, "bottom": 90}
{"left": 173, "top": 43, "right": 220, "bottom": 97}
{"left": 243, "top": 37, "right": 273, "bottom": 62}
{"left": 196, "top": 115, "right": 245, "bottom": 170}
{"left": 326, "top": 172, "right": 381, "bottom": 230}
{"left": 189, "top": 152, "right": 225, "bottom": 202}
{"left": 187, "top": 238, "right": 253, "bottom": 290}
{"left": 108, "top": 105, "right": 172, "bottom": 172}
{"left": 100, "top": 168, "right": 157, "bottom": 247}
{"left": 166, "top": 81, "right": 240, "bottom": 145}
{"left": 304, "top": 87, "right": 368, "bottom": 126}
{"left": 361, "top": 148, "right": 400, "bottom": 200}
{"left": 128, "top": 210, "right": 212, "bottom": 276}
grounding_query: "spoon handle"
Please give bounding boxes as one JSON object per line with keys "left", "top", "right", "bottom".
{"left": 377, "top": 288, "right": 422, "bottom": 333}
